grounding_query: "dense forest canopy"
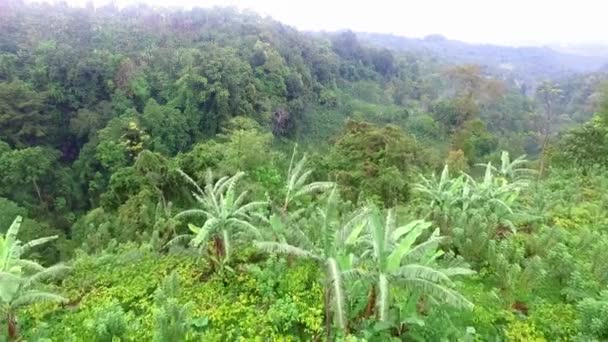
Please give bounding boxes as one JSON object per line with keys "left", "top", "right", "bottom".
{"left": 0, "top": 0, "right": 608, "bottom": 340}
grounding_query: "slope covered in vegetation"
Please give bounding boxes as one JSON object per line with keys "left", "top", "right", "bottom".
{"left": 0, "top": 1, "right": 608, "bottom": 340}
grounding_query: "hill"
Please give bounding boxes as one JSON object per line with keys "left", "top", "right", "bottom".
{"left": 357, "top": 32, "right": 608, "bottom": 84}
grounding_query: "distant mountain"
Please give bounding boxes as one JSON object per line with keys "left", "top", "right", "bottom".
{"left": 549, "top": 43, "right": 608, "bottom": 58}
{"left": 357, "top": 33, "right": 608, "bottom": 83}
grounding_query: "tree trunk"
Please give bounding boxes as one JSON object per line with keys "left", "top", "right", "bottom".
{"left": 324, "top": 287, "right": 331, "bottom": 341}
{"left": 363, "top": 285, "right": 376, "bottom": 319}
{"left": 538, "top": 133, "right": 549, "bottom": 179}
{"left": 213, "top": 236, "right": 225, "bottom": 259}
{"left": 32, "top": 178, "right": 43, "bottom": 206}
{"left": 7, "top": 312, "right": 17, "bottom": 341}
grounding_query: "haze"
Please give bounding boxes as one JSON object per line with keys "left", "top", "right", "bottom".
{"left": 39, "top": 0, "right": 607, "bottom": 46}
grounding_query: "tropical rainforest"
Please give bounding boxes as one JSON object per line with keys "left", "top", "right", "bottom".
{"left": 1, "top": 1, "right": 608, "bottom": 341}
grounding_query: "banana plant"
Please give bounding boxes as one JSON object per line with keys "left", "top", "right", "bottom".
{"left": 256, "top": 188, "right": 368, "bottom": 334}
{"left": 414, "top": 165, "right": 464, "bottom": 233}
{"left": 495, "top": 151, "right": 536, "bottom": 181}
{"left": 360, "top": 207, "right": 474, "bottom": 325}
{"left": 170, "top": 170, "right": 267, "bottom": 271}
{"left": 0, "top": 216, "right": 69, "bottom": 340}
{"left": 282, "top": 144, "right": 334, "bottom": 212}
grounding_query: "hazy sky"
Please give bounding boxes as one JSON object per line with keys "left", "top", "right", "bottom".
{"left": 44, "top": 0, "right": 607, "bottom": 46}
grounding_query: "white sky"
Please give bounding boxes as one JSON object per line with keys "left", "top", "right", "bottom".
{"left": 42, "top": 0, "right": 608, "bottom": 46}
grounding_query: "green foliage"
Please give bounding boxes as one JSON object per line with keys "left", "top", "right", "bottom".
{"left": 1, "top": 2, "right": 608, "bottom": 340}
{"left": 152, "top": 271, "right": 196, "bottom": 341}
{"left": 257, "top": 188, "right": 371, "bottom": 333}
{"left": 21, "top": 246, "right": 323, "bottom": 340}
{"left": 141, "top": 99, "right": 190, "bottom": 156}
{"left": 326, "top": 120, "right": 429, "bottom": 206}
{"left": 281, "top": 145, "right": 334, "bottom": 211}
{"left": 0, "top": 80, "right": 48, "bottom": 147}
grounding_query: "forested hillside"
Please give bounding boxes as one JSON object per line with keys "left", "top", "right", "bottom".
{"left": 1, "top": 1, "right": 608, "bottom": 340}
{"left": 358, "top": 32, "right": 608, "bottom": 89}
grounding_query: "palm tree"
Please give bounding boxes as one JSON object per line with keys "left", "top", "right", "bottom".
{"left": 170, "top": 170, "right": 267, "bottom": 270}
{"left": 281, "top": 145, "right": 334, "bottom": 212}
{"left": 256, "top": 188, "right": 367, "bottom": 335}
{"left": 0, "top": 216, "right": 69, "bottom": 340}
{"left": 360, "top": 208, "right": 473, "bottom": 324}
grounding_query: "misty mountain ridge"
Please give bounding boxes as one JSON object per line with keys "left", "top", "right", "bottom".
{"left": 356, "top": 32, "right": 608, "bottom": 82}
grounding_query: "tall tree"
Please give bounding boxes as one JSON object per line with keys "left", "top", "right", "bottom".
{"left": 535, "top": 81, "right": 562, "bottom": 177}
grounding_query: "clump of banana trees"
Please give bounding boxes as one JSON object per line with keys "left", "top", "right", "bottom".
{"left": 256, "top": 191, "right": 474, "bottom": 338}
{"left": 169, "top": 150, "right": 477, "bottom": 338}
{"left": 415, "top": 152, "right": 530, "bottom": 235}
{"left": 415, "top": 152, "right": 533, "bottom": 266}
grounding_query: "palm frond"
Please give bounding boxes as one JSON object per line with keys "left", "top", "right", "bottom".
{"left": 227, "top": 218, "right": 261, "bottom": 237}
{"left": 21, "top": 236, "right": 58, "bottom": 253}
{"left": 234, "top": 201, "right": 267, "bottom": 216}
{"left": 14, "top": 259, "right": 44, "bottom": 272}
{"left": 386, "top": 223, "right": 428, "bottom": 271}
{"left": 11, "top": 290, "right": 67, "bottom": 308}
{"left": 440, "top": 267, "right": 476, "bottom": 277}
{"left": 190, "top": 221, "right": 213, "bottom": 247}
{"left": 174, "top": 209, "right": 209, "bottom": 220}
{"left": 396, "top": 264, "right": 453, "bottom": 285}
{"left": 402, "top": 235, "right": 446, "bottom": 263}
{"left": 26, "top": 264, "right": 71, "bottom": 286}
{"left": 255, "top": 241, "right": 319, "bottom": 260}
{"left": 403, "top": 278, "right": 473, "bottom": 310}
{"left": 292, "top": 182, "right": 335, "bottom": 200}
{"left": 177, "top": 169, "right": 204, "bottom": 195}
{"left": 164, "top": 234, "right": 192, "bottom": 249}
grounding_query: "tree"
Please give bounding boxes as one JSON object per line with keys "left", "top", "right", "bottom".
{"left": 415, "top": 162, "right": 524, "bottom": 236}
{"left": 552, "top": 85, "right": 608, "bottom": 170}
{"left": 0, "top": 81, "right": 49, "bottom": 147}
{"left": 0, "top": 216, "right": 69, "bottom": 339}
{"left": 140, "top": 99, "right": 190, "bottom": 156}
{"left": 535, "top": 81, "right": 562, "bottom": 177}
{"left": 170, "top": 171, "right": 267, "bottom": 271}
{"left": 326, "top": 120, "right": 427, "bottom": 206}
{"left": 554, "top": 116, "right": 608, "bottom": 170}
{"left": 0, "top": 147, "right": 60, "bottom": 207}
